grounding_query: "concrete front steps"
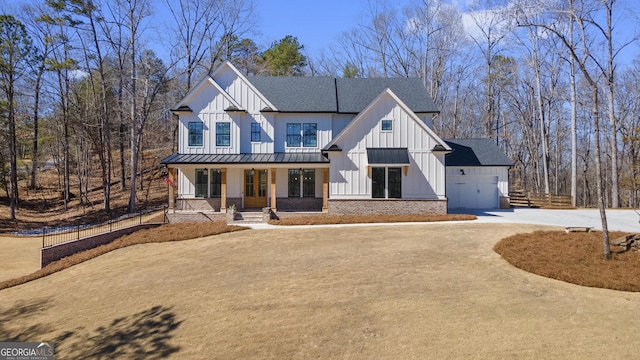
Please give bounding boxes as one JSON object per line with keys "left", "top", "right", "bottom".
{"left": 231, "top": 211, "right": 266, "bottom": 224}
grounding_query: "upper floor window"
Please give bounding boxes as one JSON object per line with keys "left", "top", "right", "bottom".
{"left": 286, "top": 123, "right": 301, "bottom": 147}
{"left": 188, "top": 122, "right": 203, "bottom": 146}
{"left": 216, "top": 122, "right": 230, "bottom": 146}
{"left": 303, "top": 123, "right": 317, "bottom": 147}
{"left": 251, "top": 123, "right": 261, "bottom": 142}
{"left": 287, "top": 123, "right": 317, "bottom": 147}
{"left": 381, "top": 120, "right": 393, "bottom": 131}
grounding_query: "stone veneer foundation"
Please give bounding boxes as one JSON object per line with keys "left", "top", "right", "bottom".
{"left": 327, "top": 199, "right": 447, "bottom": 215}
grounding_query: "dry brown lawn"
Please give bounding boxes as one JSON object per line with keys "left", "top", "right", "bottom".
{"left": 2, "top": 223, "right": 640, "bottom": 359}
{"left": 0, "top": 235, "right": 41, "bottom": 283}
{"left": 494, "top": 230, "right": 640, "bottom": 291}
{"left": 0, "top": 221, "right": 247, "bottom": 291}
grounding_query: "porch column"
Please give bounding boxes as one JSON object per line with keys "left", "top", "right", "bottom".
{"left": 168, "top": 167, "right": 176, "bottom": 212}
{"left": 221, "top": 167, "right": 227, "bottom": 211}
{"left": 322, "top": 168, "right": 329, "bottom": 213}
{"left": 270, "top": 168, "right": 277, "bottom": 210}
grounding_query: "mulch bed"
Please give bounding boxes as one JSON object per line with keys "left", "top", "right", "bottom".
{"left": 269, "top": 213, "right": 476, "bottom": 225}
{"left": 494, "top": 230, "right": 640, "bottom": 292}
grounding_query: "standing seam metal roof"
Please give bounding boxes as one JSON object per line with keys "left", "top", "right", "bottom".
{"left": 160, "top": 152, "right": 329, "bottom": 165}
{"left": 366, "top": 148, "right": 411, "bottom": 165}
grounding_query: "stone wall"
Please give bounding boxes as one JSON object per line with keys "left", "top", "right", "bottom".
{"left": 41, "top": 223, "right": 162, "bottom": 268}
{"left": 327, "top": 199, "right": 447, "bottom": 215}
{"left": 166, "top": 212, "right": 226, "bottom": 223}
{"left": 276, "top": 197, "right": 323, "bottom": 212}
{"left": 176, "top": 198, "right": 242, "bottom": 212}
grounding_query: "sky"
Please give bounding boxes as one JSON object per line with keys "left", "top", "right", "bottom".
{"left": 3, "top": 0, "right": 638, "bottom": 65}
{"left": 252, "top": 0, "right": 410, "bottom": 56}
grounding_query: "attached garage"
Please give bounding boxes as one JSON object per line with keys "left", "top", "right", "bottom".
{"left": 447, "top": 175, "right": 499, "bottom": 209}
{"left": 444, "top": 139, "right": 512, "bottom": 210}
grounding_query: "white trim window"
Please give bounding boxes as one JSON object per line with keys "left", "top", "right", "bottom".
{"left": 286, "top": 123, "right": 317, "bottom": 147}
{"left": 188, "top": 122, "right": 203, "bottom": 146}
{"left": 381, "top": 119, "right": 393, "bottom": 132}
{"left": 216, "top": 122, "right": 231, "bottom": 146}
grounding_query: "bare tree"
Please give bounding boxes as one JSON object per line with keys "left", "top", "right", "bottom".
{"left": 514, "top": 0, "right": 611, "bottom": 258}
{"left": 0, "top": 15, "right": 35, "bottom": 220}
{"left": 466, "top": 0, "right": 511, "bottom": 139}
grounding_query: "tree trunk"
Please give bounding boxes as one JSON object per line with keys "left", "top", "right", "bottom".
{"left": 592, "top": 88, "right": 611, "bottom": 259}
{"left": 30, "top": 71, "right": 43, "bottom": 190}
{"left": 8, "top": 79, "right": 18, "bottom": 221}
{"left": 570, "top": 53, "right": 577, "bottom": 207}
{"left": 128, "top": 4, "right": 138, "bottom": 213}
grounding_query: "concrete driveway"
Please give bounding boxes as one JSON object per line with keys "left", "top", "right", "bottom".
{"left": 453, "top": 208, "right": 640, "bottom": 232}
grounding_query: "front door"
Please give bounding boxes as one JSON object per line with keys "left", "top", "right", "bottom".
{"left": 244, "top": 169, "right": 268, "bottom": 208}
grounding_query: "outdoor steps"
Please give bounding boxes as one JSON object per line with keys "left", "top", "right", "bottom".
{"left": 232, "top": 211, "right": 264, "bottom": 224}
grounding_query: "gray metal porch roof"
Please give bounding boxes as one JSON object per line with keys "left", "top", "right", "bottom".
{"left": 366, "top": 148, "right": 411, "bottom": 165}
{"left": 161, "top": 152, "right": 329, "bottom": 165}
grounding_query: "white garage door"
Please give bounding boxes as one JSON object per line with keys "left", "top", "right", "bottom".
{"left": 447, "top": 175, "right": 499, "bottom": 209}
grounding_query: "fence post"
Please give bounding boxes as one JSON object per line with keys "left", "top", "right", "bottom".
{"left": 42, "top": 227, "right": 45, "bottom": 248}
{"left": 77, "top": 220, "right": 80, "bottom": 240}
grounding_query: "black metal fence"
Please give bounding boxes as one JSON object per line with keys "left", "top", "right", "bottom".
{"left": 42, "top": 207, "right": 167, "bottom": 248}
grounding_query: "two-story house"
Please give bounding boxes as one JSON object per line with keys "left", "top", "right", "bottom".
{"left": 161, "top": 62, "right": 511, "bottom": 221}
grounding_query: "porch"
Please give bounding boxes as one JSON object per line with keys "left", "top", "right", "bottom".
{"left": 161, "top": 153, "right": 331, "bottom": 215}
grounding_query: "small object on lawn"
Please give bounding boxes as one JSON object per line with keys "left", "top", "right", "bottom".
{"left": 612, "top": 234, "right": 640, "bottom": 252}
{"left": 565, "top": 226, "right": 593, "bottom": 233}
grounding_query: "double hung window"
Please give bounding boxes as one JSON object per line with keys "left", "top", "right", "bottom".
{"left": 188, "top": 122, "right": 203, "bottom": 146}
{"left": 216, "top": 122, "right": 230, "bottom": 146}
{"left": 287, "top": 123, "right": 317, "bottom": 147}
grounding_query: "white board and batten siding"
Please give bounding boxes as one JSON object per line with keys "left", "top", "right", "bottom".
{"left": 178, "top": 83, "right": 240, "bottom": 155}
{"left": 445, "top": 166, "right": 508, "bottom": 209}
{"left": 328, "top": 93, "right": 446, "bottom": 200}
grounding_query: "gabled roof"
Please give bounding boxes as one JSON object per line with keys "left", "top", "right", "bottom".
{"left": 444, "top": 138, "right": 513, "bottom": 167}
{"left": 325, "top": 88, "right": 450, "bottom": 151}
{"left": 210, "top": 61, "right": 278, "bottom": 111}
{"left": 246, "top": 76, "right": 438, "bottom": 114}
{"left": 173, "top": 76, "right": 244, "bottom": 112}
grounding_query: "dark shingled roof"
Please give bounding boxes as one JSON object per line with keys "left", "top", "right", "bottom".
{"left": 161, "top": 152, "right": 329, "bottom": 165}
{"left": 444, "top": 138, "right": 513, "bottom": 167}
{"left": 336, "top": 78, "right": 437, "bottom": 113}
{"left": 367, "top": 148, "right": 410, "bottom": 165}
{"left": 247, "top": 76, "right": 438, "bottom": 114}
{"left": 248, "top": 76, "right": 337, "bottom": 112}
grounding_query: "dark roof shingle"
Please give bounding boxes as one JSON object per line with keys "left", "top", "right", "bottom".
{"left": 444, "top": 138, "right": 513, "bottom": 167}
{"left": 246, "top": 76, "right": 438, "bottom": 114}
